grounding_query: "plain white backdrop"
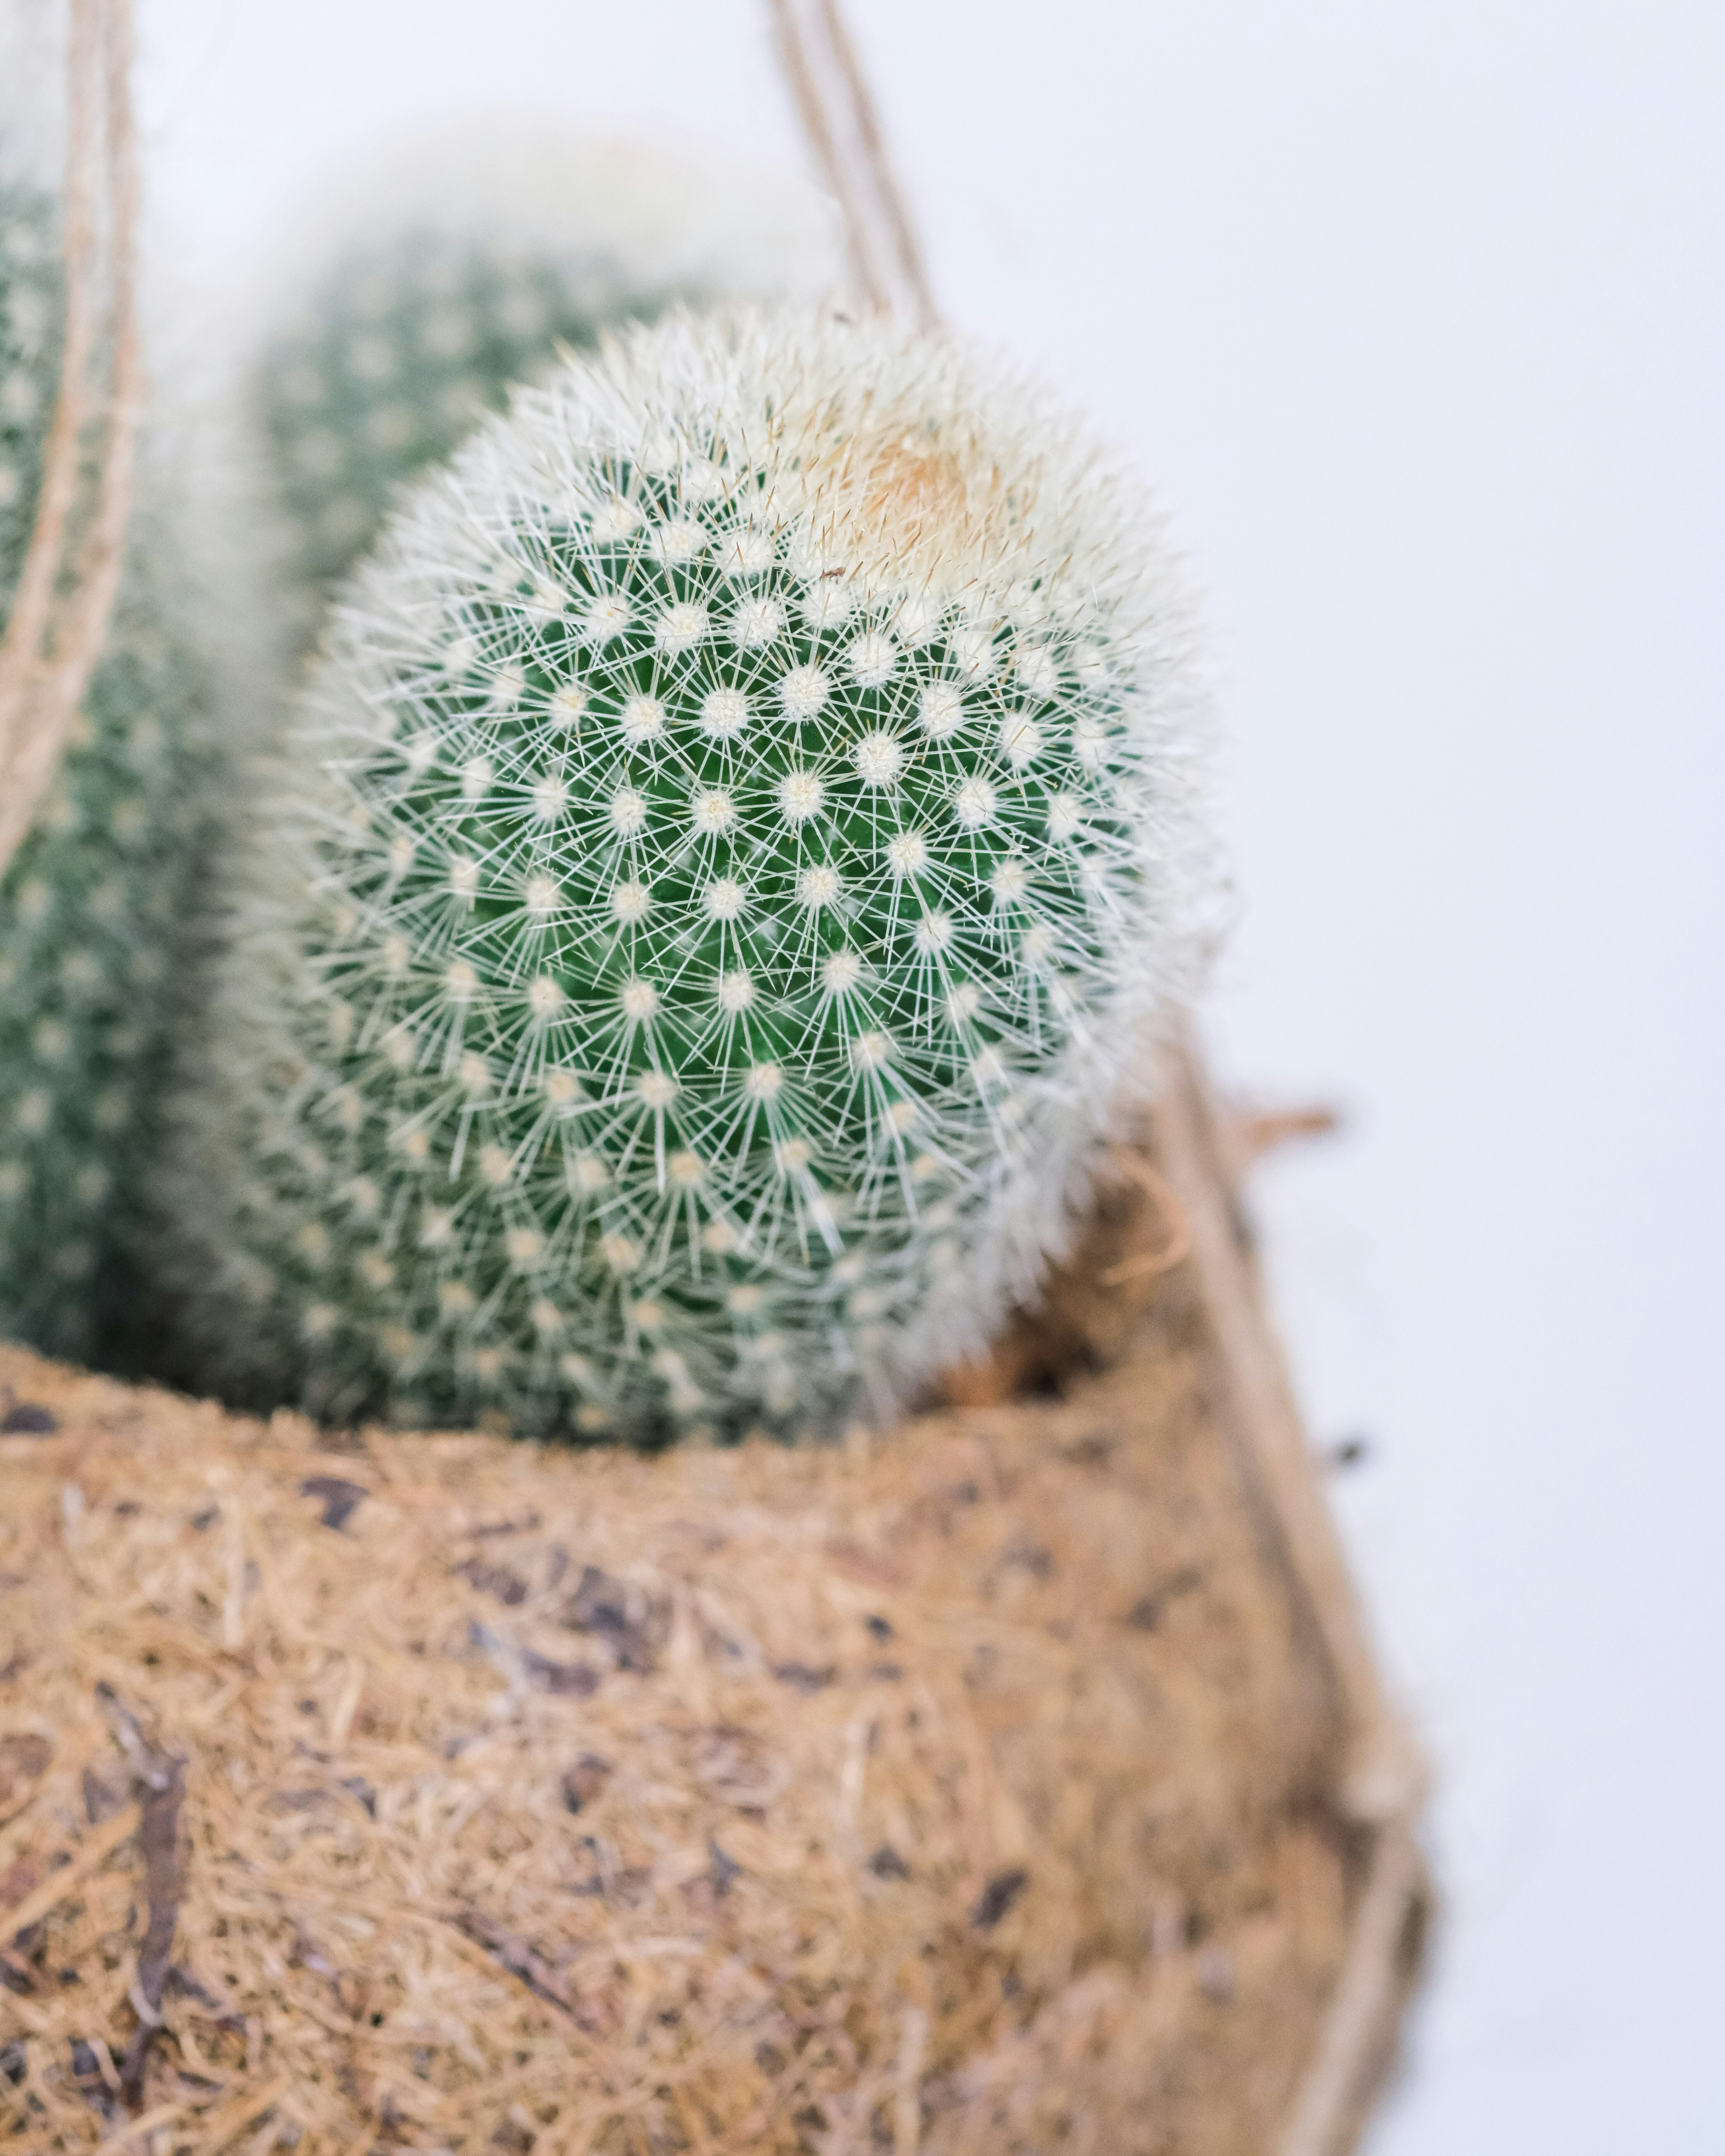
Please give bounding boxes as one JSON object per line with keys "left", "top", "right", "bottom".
{"left": 129, "top": 4, "right": 1725, "bottom": 2148}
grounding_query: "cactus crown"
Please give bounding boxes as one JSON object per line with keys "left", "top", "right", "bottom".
{"left": 186, "top": 308, "right": 1210, "bottom": 1441}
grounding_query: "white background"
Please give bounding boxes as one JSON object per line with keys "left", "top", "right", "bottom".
{"left": 128, "top": 3, "right": 1725, "bottom": 2148}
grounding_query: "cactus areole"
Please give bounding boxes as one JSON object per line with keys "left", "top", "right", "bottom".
{"left": 196, "top": 310, "right": 1213, "bottom": 1441}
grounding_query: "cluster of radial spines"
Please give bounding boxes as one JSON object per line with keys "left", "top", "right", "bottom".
{"left": 197, "top": 309, "right": 1208, "bottom": 1442}
{"left": 256, "top": 226, "right": 691, "bottom": 621}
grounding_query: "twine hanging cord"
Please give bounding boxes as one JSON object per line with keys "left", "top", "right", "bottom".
{"left": 766, "top": 0, "right": 935, "bottom": 327}
{"left": 0, "top": 0, "right": 140, "bottom": 881}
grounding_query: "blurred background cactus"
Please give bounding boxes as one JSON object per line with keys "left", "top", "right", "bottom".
{"left": 0, "top": 186, "right": 59, "bottom": 600}
{"left": 1, "top": 11, "right": 218, "bottom": 1367}
{"left": 172, "top": 310, "right": 1213, "bottom": 1441}
{"left": 239, "top": 117, "right": 836, "bottom": 650}
{"left": 256, "top": 229, "right": 695, "bottom": 633}
{"left": 0, "top": 549, "right": 216, "bottom": 1361}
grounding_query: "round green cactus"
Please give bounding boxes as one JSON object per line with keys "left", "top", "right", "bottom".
{"left": 177, "top": 309, "right": 1212, "bottom": 1441}
{"left": 1, "top": 187, "right": 219, "bottom": 1364}
{"left": 256, "top": 227, "right": 697, "bottom": 633}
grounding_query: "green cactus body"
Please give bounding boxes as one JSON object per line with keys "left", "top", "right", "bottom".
{"left": 0, "top": 187, "right": 58, "bottom": 589}
{"left": 1, "top": 189, "right": 219, "bottom": 1362}
{"left": 182, "top": 310, "right": 1211, "bottom": 1441}
{"left": 257, "top": 228, "right": 695, "bottom": 629}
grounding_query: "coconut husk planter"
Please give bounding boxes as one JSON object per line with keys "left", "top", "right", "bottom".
{"left": 0, "top": 1050, "right": 1427, "bottom": 2156}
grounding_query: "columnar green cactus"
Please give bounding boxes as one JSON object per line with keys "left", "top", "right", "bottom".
{"left": 256, "top": 228, "right": 695, "bottom": 629}
{"left": 1, "top": 188, "right": 219, "bottom": 1363}
{"left": 177, "top": 309, "right": 1212, "bottom": 1440}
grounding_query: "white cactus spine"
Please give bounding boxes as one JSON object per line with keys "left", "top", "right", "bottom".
{"left": 177, "top": 308, "right": 1214, "bottom": 1440}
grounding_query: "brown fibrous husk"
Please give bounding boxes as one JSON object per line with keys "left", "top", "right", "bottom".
{"left": 0, "top": 1131, "right": 1421, "bottom": 2155}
